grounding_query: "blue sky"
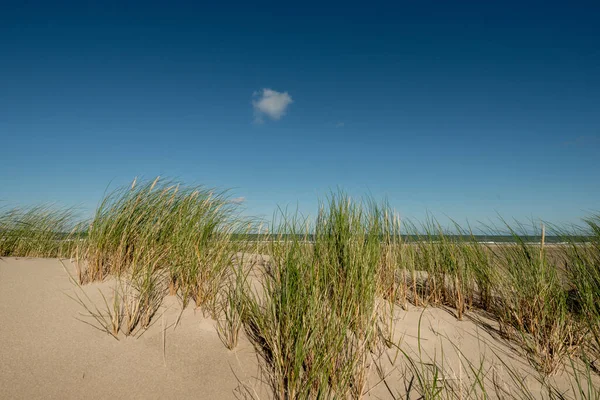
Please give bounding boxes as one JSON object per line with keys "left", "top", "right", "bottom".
{"left": 1, "top": 1, "right": 598, "bottom": 227}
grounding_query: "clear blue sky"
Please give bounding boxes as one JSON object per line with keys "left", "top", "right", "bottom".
{"left": 1, "top": 1, "right": 598, "bottom": 226}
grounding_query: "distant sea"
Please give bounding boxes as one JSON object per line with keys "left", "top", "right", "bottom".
{"left": 233, "top": 234, "right": 590, "bottom": 244}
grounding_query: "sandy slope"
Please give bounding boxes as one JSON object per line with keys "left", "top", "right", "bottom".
{"left": 0, "top": 257, "right": 260, "bottom": 399}
{"left": 0, "top": 257, "right": 589, "bottom": 399}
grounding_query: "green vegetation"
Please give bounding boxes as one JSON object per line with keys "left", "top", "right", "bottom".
{"left": 562, "top": 214, "right": 600, "bottom": 370}
{"left": 1, "top": 178, "right": 599, "bottom": 399}
{"left": 489, "top": 222, "right": 580, "bottom": 374}
{"left": 75, "top": 177, "right": 249, "bottom": 315}
{"left": 242, "top": 194, "right": 390, "bottom": 398}
{"left": 0, "top": 204, "right": 80, "bottom": 257}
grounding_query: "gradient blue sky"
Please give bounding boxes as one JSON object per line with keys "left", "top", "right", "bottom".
{"left": 1, "top": 1, "right": 599, "bottom": 226}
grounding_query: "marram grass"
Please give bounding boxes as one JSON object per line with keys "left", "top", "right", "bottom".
{"left": 3, "top": 179, "right": 600, "bottom": 398}
{"left": 0, "top": 204, "right": 80, "bottom": 258}
{"left": 76, "top": 177, "right": 251, "bottom": 314}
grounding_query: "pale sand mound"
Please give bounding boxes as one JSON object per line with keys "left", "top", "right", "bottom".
{"left": 0, "top": 257, "right": 261, "bottom": 399}
{"left": 0, "top": 257, "right": 588, "bottom": 399}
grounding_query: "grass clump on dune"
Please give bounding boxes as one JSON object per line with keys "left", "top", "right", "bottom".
{"left": 488, "top": 222, "right": 581, "bottom": 374}
{"left": 562, "top": 214, "right": 600, "bottom": 368}
{"left": 391, "top": 219, "right": 492, "bottom": 321}
{"left": 80, "top": 178, "right": 239, "bottom": 282}
{"left": 0, "top": 205, "right": 80, "bottom": 258}
{"left": 66, "top": 264, "right": 167, "bottom": 340}
{"left": 242, "top": 193, "right": 398, "bottom": 398}
{"left": 75, "top": 176, "right": 251, "bottom": 336}
{"left": 387, "top": 218, "right": 581, "bottom": 375}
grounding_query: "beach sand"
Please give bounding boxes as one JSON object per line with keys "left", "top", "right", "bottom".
{"left": 0, "top": 257, "right": 261, "bottom": 399}
{"left": 0, "top": 257, "right": 585, "bottom": 399}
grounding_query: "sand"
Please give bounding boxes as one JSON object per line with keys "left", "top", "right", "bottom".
{"left": 0, "top": 257, "right": 588, "bottom": 399}
{"left": 0, "top": 257, "right": 261, "bottom": 399}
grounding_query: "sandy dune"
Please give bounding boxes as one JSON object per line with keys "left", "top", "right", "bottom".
{"left": 0, "top": 257, "right": 260, "bottom": 399}
{"left": 0, "top": 257, "right": 589, "bottom": 399}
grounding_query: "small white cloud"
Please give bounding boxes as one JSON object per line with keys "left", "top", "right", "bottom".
{"left": 252, "top": 88, "right": 293, "bottom": 122}
{"left": 335, "top": 122, "right": 345, "bottom": 128}
{"left": 231, "top": 197, "right": 246, "bottom": 204}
